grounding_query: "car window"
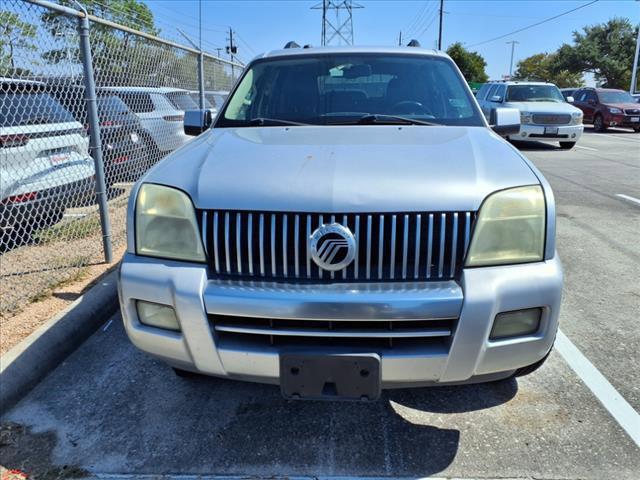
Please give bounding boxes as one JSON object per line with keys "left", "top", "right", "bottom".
{"left": 485, "top": 84, "right": 499, "bottom": 100}
{"left": 475, "top": 83, "right": 490, "bottom": 100}
{"left": 189, "top": 92, "right": 213, "bottom": 109}
{"left": 597, "top": 90, "right": 635, "bottom": 103}
{"left": 165, "top": 91, "right": 198, "bottom": 110}
{"left": 115, "top": 92, "right": 155, "bottom": 113}
{"left": 586, "top": 91, "right": 598, "bottom": 103}
{"left": 0, "top": 92, "right": 76, "bottom": 127}
{"left": 506, "top": 85, "right": 565, "bottom": 103}
{"left": 493, "top": 84, "right": 506, "bottom": 101}
{"left": 219, "top": 53, "right": 484, "bottom": 127}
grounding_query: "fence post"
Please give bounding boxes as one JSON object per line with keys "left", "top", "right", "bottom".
{"left": 77, "top": 11, "right": 113, "bottom": 263}
{"left": 198, "top": 51, "right": 205, "bottom": 109}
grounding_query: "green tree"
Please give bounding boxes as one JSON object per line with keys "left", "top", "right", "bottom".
{"left": 513, "top": 52, "right": 584, "bottom": 88}
{"left": 554, "top": 18, "right": 636, "bottom": 89}
{"left": 0, "top": 10, "right": 37, "bottom": 76}
{"left": 446, "top": 42, "right": 489, "bottom": 83}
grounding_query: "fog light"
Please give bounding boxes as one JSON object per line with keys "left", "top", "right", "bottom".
{"left": 136, "top": 300, "right": 180, "bottom": 331}
{"left": 521, "top": 132, "right": 527, "bottom": 137}
{"left": 490, "top": 308, "right": 542, "bottom": 340}
{"left": 571, "top": 133, "right": 576, "bottom": 138}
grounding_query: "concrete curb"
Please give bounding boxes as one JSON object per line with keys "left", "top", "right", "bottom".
{"left": 0, "top": 269, "right": 119, "bottom": 413}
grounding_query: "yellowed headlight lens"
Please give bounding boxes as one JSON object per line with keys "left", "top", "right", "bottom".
{"left": 466, "top": 185, "right": 545, "bottom": 267}
{"left": 135, "top": 184, "right": 205, "bottom": 262}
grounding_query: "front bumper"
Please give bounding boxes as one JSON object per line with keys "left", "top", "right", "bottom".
{"left": 118, "top": 253, "right": 563, "bottom": 388}
{"left": 508, "top": 123, "right": 583, "bottom": 142}
{"left": 606, "top": 114, "right": 640, "bottom": 128}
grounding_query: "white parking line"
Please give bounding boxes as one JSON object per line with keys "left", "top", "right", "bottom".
{"left": 556, "top": 329, "right": 640, "bottom": 447}
{"left": 616, "top": 194, "right": 640, "bottom": 206}
{"left": 575, "top": 145, "right": 598, "bottom": 151}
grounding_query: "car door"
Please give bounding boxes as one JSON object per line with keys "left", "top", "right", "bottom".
{"left": 486, "top": 84, "right": 506, "bottom": 120}
{"left": 581, "top": 91, "right": 597, "bottom": 122}
{"left": 480, "top": 84, "right": 499, "bottom": 119}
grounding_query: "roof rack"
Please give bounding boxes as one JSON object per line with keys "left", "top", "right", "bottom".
{"left": 284, "top": 41, "right": 301, "bottom": 49}
{"left": 407, "top": 39, "right": 421, "bottom": 47}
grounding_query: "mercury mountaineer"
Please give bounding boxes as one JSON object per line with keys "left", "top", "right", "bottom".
{"left": 118, "top": 44, "right": 563, "bottom": 401}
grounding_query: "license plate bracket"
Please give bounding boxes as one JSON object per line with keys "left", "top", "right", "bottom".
{"left": 544, "top": 126, "right": 559, "bottom": 135}
{"left": 280, "top": 353, "right": 381, "bottom": 401}
{"left": 631, "top": 117, "right": 639, "bottom": 122}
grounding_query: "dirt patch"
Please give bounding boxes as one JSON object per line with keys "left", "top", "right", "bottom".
{"left": 0, "top": 423, "right": 88, "bottom": 479}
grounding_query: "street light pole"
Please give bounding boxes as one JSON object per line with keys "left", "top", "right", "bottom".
{"left": 507, "top": 40, "right": 519, "bottom": 78}
{"left": 438, "top": 0, "right": 444, "bottom": 50}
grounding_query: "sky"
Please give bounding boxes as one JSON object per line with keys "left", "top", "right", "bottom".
{"left": 144, "top": 0, "right": 640, "bottom": 83}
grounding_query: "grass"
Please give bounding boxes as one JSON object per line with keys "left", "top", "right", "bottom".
{"left": 33, "top": 215, "right": 103, "bottom": 245}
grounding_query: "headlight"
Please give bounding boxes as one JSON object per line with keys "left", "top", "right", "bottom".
{"left": 520, "top": 112, "right": 532, "bottom": 124}
{"left": 466, "top": 185, "right": 546, "bottom": 267}
{"left": 608, "top": 107, "right": 622, "bottom": 114}
{"left": 135, "top": 183, "right": 205, "bottom": 262}
{"left": 570, "top": 111, "right": 583, "bottom": 125}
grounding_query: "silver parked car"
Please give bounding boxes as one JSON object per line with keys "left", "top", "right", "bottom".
{"left": 119, "top": 45, "right": 563, "bottom": 400}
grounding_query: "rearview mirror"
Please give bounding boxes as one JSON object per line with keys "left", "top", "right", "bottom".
{"left": 490, "top": 107, "right": 520, "bottom": 136}
{"left": 184, "top": 109, "right": 214, "bottom": 136}
{"left": 566, "top": 96, "right": 575, "bottom": 103}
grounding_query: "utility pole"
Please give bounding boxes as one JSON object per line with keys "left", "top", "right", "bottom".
{"left": 312, "top": 1, "right": 364, "bottom": 46}
{"left": 438, "top": 0, "right": 444, "bottom": 50}
{"left": 215, "top": 48, "right": 223, "bottom": 58}
{"left": 226, "top": 27, "right": 237, "bottom": 76}
{"left": 506, "top": 40, "right": 520, "bottom": 78}
{"left": 631, "top": 24, "right": 640, "bottom": 94}
{"left": 398, "top": 30, "right": 402, "bottom": 46}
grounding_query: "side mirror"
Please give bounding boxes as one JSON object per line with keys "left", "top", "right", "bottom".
{"left": 566, "top": 96, "right": 575, "bottom": 103}
{"left": 490, "top": 95, "right": 503, "bottom": 103}
{"left": 587, "top": 99, "right": 596, "bottom": 105}
{"left": 490, "top": 107, "right": 520, "bottom": 136}
{"left": 184, "top": 109, "right": 213, "bottom": 136}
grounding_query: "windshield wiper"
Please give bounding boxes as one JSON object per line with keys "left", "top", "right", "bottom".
{"left": 329, "top": 114, "right": 440, "bottom": 126}
{"left": 248, "top": 117, "right": 310, "bottom": 126}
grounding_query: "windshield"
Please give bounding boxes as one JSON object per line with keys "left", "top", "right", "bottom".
{"left": 0, "top": 93, "right": 76, "bottom": 127}
{"left": 506, "top": 85, "right": 565, "bottom": 103}
{"left": 166, "top": 91, "right": 198, "bottom": 111}
{"left": 217, "top": 54, "right": 484, "bottom": 127}
{"left": 189, "top": 92, "right": 213, "bottom": 109}
{"left": 598, "top": 90, "right": 634, "bottom": 104}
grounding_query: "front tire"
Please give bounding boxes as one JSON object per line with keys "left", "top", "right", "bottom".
{"left": 593, "top": 114, "right": 607, "bottom": 132}
{"left": 633, "top": 127, "right": 640, "bottom": 133}
{"left": 559, "top": 142, "right": 576, "bottom": 150}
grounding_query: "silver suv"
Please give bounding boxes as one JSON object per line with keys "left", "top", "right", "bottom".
{"left": 119, "top": 46, "right": 563, "bottom": 400}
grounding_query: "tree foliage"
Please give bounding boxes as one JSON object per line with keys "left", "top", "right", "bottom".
{"left": 0, "top": 10, "right": 37, "bottom": 76}
{"left": 513, "top": 52, "right": 584, "bottom": 88}
{"left": 553, "top": 18, "right": 637, "bottom": 89}
{"left": 446, "top": 42, "right": 489, "bottom": 83}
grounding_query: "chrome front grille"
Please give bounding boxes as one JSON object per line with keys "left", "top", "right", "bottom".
{"left": 198, "top": 210, "right": 475, "bottom": 282}
{"left": 210, "top": 314, "right": 456, "bottom": 349}
{"left": 532, "top": 113, "right": 571, "bottom": 125}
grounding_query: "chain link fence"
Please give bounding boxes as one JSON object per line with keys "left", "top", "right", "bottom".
{"left": 0, "top": 0, "right": 242, "bottom": 316}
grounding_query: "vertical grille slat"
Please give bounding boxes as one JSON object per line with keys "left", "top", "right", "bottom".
{"left": 201, "top": 210, "right": 474, "bottom": 282}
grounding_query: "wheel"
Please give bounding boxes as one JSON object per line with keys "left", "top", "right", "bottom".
{"left": 513, "top": 346, "right": 553, "bottom": 378}
{"left": 633, "top": 127, "right": 640, "bottom": 133}
{"left": 559, "top": 142, "right": 576, "bottom": 150}
{"left": 593, "top": 114, "right": 607, "bottom": 132}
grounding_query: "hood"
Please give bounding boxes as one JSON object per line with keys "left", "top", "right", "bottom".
{"left": 146, "top": 125, "right": 540, "bottom": 212}
{"left": 505, "top": 101, "right": 581, "bottom": 114}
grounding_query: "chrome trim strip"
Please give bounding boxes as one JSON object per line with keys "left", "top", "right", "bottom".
{"left": 306, "top": 214, "right": 311, "bottom": 278}
{"left": 201, "top": 211, "right": 208, "bottom": 255}
{"left": 438, "top": 213, "right": 446, "bottom": 278}
{"left": 224, "top": 212, "right": 231, "bottom": 274}
{"left": 378, "top": 215, "right": 385, "bottom": 280}
{"left": 366, "top": 215, "right": 372, "bottom": 280}
{"left": 247, "top": 213, "right": 253, "bottom": 276}
{"left": 318, "top": 215, "right": 323, "bottom": 278}
{"left": 235, "top": 212, "right": 242, "bottom": 274}
{"left": 214, "top": 325, "right": 452, "bottom": 338}
{"left": 354, "top": 215, "right": 360, "bottom": 279}
{"left": 414, "top": 214, "right": 421, "bottom": 279}
{"left": 464, "top": 211, "right": 471, "bottom": 254}
{"left": 294, "top": 214, "right": 300, "bottom": 278}
{"left": 270, "top": 213, "right": 276, "bottom": 276}
{"left": 330, "top": 215, "right": 335, "bottom": 279}
{"left": 213, "top": 212, "right": 220, "bottom": 273}
{"left": 282, "top": 214, "right": 288, "bottom": 277}
{"left": 259, "top": 214, "right": 265, "bottom": 276}
{"left": 401, "top": 214, "right": 409, "bottom": 279}
{"left": 342, "top": 215, "right": 348, "bottom": 279}
{"left": 426, "top": 213, "right": 433, "bottom": 279}
{"left": 389, "top": 215, "right": 397, "bottom": 279}
{"left": 450, "top": 212, "right": 459, "bottom": 277}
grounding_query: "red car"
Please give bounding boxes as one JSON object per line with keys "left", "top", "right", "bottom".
{"left": 572, "top": 88, "right": 640, "bottom": 132}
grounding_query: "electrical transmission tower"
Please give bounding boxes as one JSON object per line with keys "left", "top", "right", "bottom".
{"left": 312, "top": 0, "right": 363, "bottom": 46}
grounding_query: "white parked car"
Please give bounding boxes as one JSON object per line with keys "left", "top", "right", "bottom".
{"left": 477, "top": 81, "right": 583, "bottom": 149}
{"left": 100, "top": 87, "right": 193, "bottom": 158}
{"left": 1, "top": 78, "right": 95, "bottom": 242}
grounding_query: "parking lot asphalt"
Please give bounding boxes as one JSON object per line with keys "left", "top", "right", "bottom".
{"left": 2, "top": 126, "right": 639, "bottom": 479}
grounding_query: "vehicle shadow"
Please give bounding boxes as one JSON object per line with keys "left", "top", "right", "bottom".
{"left": 510, "top": 140, "right": 560, "bottom": 151}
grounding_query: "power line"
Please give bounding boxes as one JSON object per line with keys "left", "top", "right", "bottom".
{"left": 403, "top": 2, "right": 430, "bottom": 39}
{"left": 407, "top": 3, "right": 438, "bottom": 40}
{"left": 467, "top": 0, "right": 599, "bottom": 48}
